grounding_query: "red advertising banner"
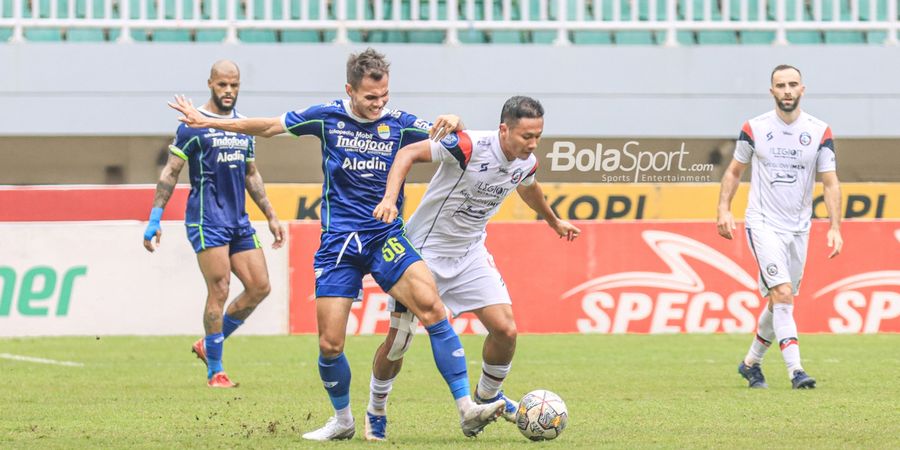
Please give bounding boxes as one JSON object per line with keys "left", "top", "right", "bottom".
{"left": 0, "top": 185, "right": 188, "bottom": 221}
{"left": 288, "top": 221, "right": 900, "bottom": 334}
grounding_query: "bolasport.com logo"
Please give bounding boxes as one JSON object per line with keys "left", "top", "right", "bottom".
{"left": 546, "top": 141, "right": 715, "bottom": 183}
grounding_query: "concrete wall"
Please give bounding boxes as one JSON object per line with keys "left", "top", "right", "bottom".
{"left": 2, "top": 43, "right": 900, "bottom": 138}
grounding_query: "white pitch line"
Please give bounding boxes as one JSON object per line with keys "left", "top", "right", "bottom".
{"left": 0, "top": 353, "right": 84, "bottom": 367}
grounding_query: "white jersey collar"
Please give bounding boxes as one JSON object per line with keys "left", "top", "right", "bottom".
{"left": 772, "top": 109, "right": 804, "bottom": 128}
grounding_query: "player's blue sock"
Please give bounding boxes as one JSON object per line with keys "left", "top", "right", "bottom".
{"left": 205, "top": 332, "right": 224, "bottom": 379}
{"left": 222, "top": 314, "right": 244, "bottom": 339}
{"left": 318, "top": 353, "right": 351, "bottom": 410}
{"left": 426, "top": 319, "right": 470, "bottom": 400}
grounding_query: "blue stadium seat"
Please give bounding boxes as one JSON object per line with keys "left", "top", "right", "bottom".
{"left": 489, "top": 0, "right": 526, "bottom": 44}
{"left": 770, "top": 0, "right": 822, "bottom": 43}
{"left": 563, "top": 0, "right": 614, "bottom": 45}
{"left": 67, "top": 0, "right": 108, "bottom": 41}
{"left": 193, "top": 0, "right": 227, "bottom": 41}
{"left": 369, "top": 0, "right": 410, "bottom": 43}
{"left": 1, "top": 0, "right": 14, "bottom": 41}
{"left": 322, "top": 0, "right": 372, "bottom": 42}
{"left": 528, "top": 0, "right": 555, "bottom": 43}
{"left": 456, "top": 0, "right": 488, "bottom": 43}
{"left": 409, "top": 0, "right": 447, "bottom": 44}
{"left": 127, "top": 0, "right": 157, "bottom": 41}
{"left": 24, "top": 0, "right": 64, "bottom": 41}
{"left": 151, "top": 0, "right": 194, "bottom": 41}
{"left": 732, "top": 0, "right": 776, "bottom": 43}
{"left": 823, "top": 0, "right": 866, "bottom": 43}
{"left": 614, "top": 0, "right": 655, "bottom": 45}
{"left": 696, "top": 0, "right": 738, "bottom": 44}
{"left": 238, "top": 0, "right": 279, "bottom": 42}
{"left": 282, "top": 0, "right": 324, "bottom": 42}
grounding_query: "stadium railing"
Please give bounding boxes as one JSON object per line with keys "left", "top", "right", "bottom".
{"left": 0, "top": 0, "right": 897, "bottom": 44}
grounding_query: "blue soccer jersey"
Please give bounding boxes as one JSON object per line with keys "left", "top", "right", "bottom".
{"left": 281, "top": 99, "right": 431, "bottom": 232}
{"left": 169, "top": 107, "right": 255, "bottom": 228}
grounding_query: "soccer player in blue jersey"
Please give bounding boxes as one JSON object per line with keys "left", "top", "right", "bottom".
{"left": 168, "top": 48, "right": 506, "bottom": 440}
{"left": 144, "top": 60, "right": 285, "bottom": 388}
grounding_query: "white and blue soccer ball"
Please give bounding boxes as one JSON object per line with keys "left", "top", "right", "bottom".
{"left": 515, "top": 389, "right": 568, "bottom": 441}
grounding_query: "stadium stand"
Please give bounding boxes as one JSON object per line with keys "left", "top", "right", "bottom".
{"left": 0, "top": 0, "right": 897, "bottom": 44}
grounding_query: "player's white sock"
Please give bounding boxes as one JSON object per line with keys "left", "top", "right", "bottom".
{"left": 335, "top": 405, "right": 353, "bottom": 426}
{"left": 773, "top": 303, "right": 803, "bottom": 378}
{"left": 745, "top": 306, "right": 774, "bottom": 365}
{"left": 476, "top": 362, "right": 511, "bottom": 400}
{"left": 367, "top": 374, "right": 394, "bottom": 415}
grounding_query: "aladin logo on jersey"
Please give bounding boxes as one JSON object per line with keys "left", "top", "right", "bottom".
{"left": 377, "top": 123, "right": 391, "bottom": 139}
{"left": 212, "top": 137, "right": 250, "bottom": 150}
{"left": 564, "top": 231, "right": 762, "bottom": 333}
{"left": 216, "top": 150, "right": 246, "bottom": 164}
{"left": 342, "top": 157, "right": 387, "bottom": 172}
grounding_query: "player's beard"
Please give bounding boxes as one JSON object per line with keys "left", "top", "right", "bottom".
{"left": 213, "top": 93, "right": 237, "bottom": 113}
{"left": 775, "top": 95, "right": 800, "bottom": 113}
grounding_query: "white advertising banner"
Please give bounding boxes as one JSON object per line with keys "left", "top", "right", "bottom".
{"left": 0, "top": 222, "right": 289, "bottom": 336}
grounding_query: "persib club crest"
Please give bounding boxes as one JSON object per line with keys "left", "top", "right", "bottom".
{"left": 440, "top": 132, "right": 459, "bottom": 148}
{"left": 377, "top": 123, "right": 391, "bottom": 139}
{"left": 799, "top": 132, "right": 812, "bottom": 146}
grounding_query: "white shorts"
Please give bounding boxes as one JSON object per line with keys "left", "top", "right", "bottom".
{"left": 390, "top": 244, "right": 512, "bottom": 317}
{"left": 745, "top": 225, "right": 808, "bottom": 297}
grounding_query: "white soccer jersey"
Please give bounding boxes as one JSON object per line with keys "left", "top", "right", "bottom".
{"left": 734, "top": 110, "right": 836, "bottom": 233}
{"left": 405, "top": 130, "right": 538, "bottom": 257}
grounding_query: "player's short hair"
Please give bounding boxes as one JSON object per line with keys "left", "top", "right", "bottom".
{"left": 347, "top": 48, "right": 390, "bottom": 89}
{"left": 771, "top": 64, "right": 801, "bottom": 84}
{"left": 500, "top": 96, "right": 544, "bottom": 128}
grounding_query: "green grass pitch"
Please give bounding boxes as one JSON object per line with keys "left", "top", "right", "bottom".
{"left": 2, "top": 334, "right": 899, "bottom": 448}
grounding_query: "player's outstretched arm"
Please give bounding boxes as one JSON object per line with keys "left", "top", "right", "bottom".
{"left": 143, "top": 153, "right": 186, "bottom": 252}
{"left": 716, "top": 159, "right": 747, "bottom": 240}
{"left": 373, "top": 140, "right": 433, "bottom": 224}
{"left": 821, "top": 171, "right": 843, "bottom": 258}
{"left": 167, "top": 95, "right": 284, "bottom": 137}
{"left": 516, "top": 181, "right": 580, "bottom": 241}
{"left": 246, "top": 161, "right": 285, "bottom": 249}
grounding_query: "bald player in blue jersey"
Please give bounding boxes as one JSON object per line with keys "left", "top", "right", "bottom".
{"left": 144, "top": 60, "right": 285, "bottom": 388}
{"left": 168, "top": 48, "right": 506, "bottom": 440}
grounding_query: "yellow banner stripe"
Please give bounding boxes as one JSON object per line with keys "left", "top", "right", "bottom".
{"left": 246, "top": 183, "right": 899, "bottom": 222}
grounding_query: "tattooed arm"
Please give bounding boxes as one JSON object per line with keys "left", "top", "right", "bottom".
{"left": 143, "top": 153, "right": 186, "bottom": 252}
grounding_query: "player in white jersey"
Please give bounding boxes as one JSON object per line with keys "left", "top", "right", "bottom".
{"left": 362, "top": 96, "right": 580, "bottom": 440}
{"left": 717, "top": 65, "right": 843, "bottom": 390}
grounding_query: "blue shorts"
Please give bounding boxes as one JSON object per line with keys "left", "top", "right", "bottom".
{"left": 186, "top": 224, "right": 261, "bottom": 255}
{"left": 313, "top": 225, "right": 422, "bottom": 300}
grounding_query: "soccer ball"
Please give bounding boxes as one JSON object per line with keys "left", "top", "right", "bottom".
{"left": 515, "top": 389, "right": 568, "bottom": 441}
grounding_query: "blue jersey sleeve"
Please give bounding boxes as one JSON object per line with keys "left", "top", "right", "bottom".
{"left": 397, "top": 111, "right": 432, "bottom": 149}
{"left": 281, "top": 103, "right": 331, "bottom": 137}
{"left": 169, "top": 124, "right": 200, "bottom": 160}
